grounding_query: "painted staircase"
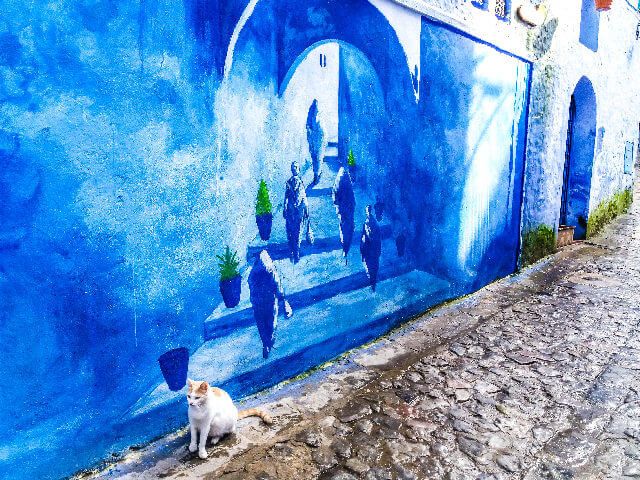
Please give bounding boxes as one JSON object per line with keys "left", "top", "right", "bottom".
{"left": 124, "top": 141, "right": 452, "bottom": 419}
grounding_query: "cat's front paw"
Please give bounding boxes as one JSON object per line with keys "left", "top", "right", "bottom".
{"left": 188, "top": 443, "right": 197, "bottom": 453}
{"left": 198, "top": 448, "right": 208, "bottom": 459}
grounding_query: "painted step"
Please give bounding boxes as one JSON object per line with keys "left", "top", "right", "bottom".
{"left": 325, "top": 145, "right": 338, "bottom": 157}
{"left": 246, "top": 224, "right": 392, "bottom": 262}
{"left": 208, "top": 234, "right": 402, "bottom": 341}
{"left": 125, "top": 269, "right": 452, "bottom": 419}
{"left": 323, "top": 155, "right": 341, "bottom": 170}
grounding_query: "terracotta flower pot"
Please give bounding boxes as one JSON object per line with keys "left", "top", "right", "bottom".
{"left": 557, "top": 225, "right": 575, "bottom": 248}
{"left": 595, "top": 0, "right": 612, "bottom": 11}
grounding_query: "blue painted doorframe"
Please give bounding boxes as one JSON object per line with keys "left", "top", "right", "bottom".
{"left": 560, "top": 95, "right": 577, "bottom": 226}
{"left": 560, "top": 76, "right": 597, "bottom": 239}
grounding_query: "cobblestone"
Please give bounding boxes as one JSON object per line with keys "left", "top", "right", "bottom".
{"left": 90, "top": 186, "right": 640, "bottom": 479}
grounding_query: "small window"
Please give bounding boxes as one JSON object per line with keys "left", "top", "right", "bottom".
{"left": 471, "top": 0, "right": 489, "bottom": 10}
{"left": 319, "top": 53, "right": 327, "bottom": 68}
{"left": 495, "top": 0, "right": 512, "bottom": 21}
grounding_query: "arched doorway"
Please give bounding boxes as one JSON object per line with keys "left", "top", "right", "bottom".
{"left": 559, "top": 76, "right": 597, "bottom": 239}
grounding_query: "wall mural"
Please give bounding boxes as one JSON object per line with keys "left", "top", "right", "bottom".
{"left": 0, "top": 0, "right": 531, "bottom": 478}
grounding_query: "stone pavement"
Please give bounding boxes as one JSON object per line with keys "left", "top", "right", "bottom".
{"left": 87, "top": 192, "right": 640, "bottom": 479}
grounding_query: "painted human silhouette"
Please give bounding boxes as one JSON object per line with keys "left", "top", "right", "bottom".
{"left": 283, "top": 161, "right": 309, "bottom": 263}
{"left": 332, "top": 167, "right": 355, "bottom": 262}
{"left": 248, "top": 250, "right": 290, "bottom": 359}
{"left": 360, "top": 205, "right": 382, "bottom": 291}
{"left": 306, "top": 99, "right": 325, "bottom": 185}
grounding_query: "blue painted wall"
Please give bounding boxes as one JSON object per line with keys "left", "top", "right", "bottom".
{"left": 0, "top": 1, "right": 530, "bottom": 478}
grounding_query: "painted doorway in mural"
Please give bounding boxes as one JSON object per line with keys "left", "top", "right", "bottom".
{"left": 279, "top": 40, "right": 387, "bottom": 247}
{"left": 558, "top": 76, "right": 597, "bottom": 240}
{"left": 560, "top": 95, "right": 577, "bottom": 227}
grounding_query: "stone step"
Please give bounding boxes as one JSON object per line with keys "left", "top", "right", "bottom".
{"left": 325, "top": 145, "right": 338, "bottom": 157}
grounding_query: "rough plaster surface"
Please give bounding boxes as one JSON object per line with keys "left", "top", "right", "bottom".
{"left": 2, "top": 1, "right": 639, "bottom": 477}
{"left": 84, "top": 170, "right": 640, "bottom": 479}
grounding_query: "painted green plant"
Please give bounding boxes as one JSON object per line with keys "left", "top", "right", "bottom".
{"left": 520, "top": 224, "right": 556, "bottom": 267}
{"left": 586, "top": 188, "right": 633, "bottom": 238}
{"left": 255, "top": 180, "right": 272, "bottom": 216}
{"left": 347, "top": 149, "right": 356, "bottom": 167}
{"left": 216, "top": 246, "right": 240, "bottom": 281}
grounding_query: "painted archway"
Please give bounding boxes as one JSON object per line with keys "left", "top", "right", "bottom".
{"left": 559, "top": 76, "right": 597, "bottom": 239}
{"left": 225, "top": 0, "right": 414, "bottom": 110}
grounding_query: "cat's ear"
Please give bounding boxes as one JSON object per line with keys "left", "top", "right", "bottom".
{"left": 198, "top": 381, "right": 209, "bottom": 393}
{"left": 187, "top": 379, "right": 194, "bottom": 389}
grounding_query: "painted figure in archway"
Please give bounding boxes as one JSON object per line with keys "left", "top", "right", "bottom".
{"left": 332, "top": 167, "right": 355, "bottom": 262}
{"left": 248, "top": 250, "right": 292, "bottom": 359}
{"left": 306, "top": 99, "right": 325, "bottom": 185}
{"left": 360, "top": 205, "right": 382, "bottom": 291}
{"left": 284, "top": 161, "right": 309, "bottom": 264}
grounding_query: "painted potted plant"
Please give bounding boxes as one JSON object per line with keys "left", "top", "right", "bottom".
{"left": 255, "top": 180, "right": 273, "bottom": 241}
{"left": 217, "top": 246, "right": 241, "bottom": 308}
{"left": 158, "top": 347, "right": 189, "bottom": 391}
{"left": 595, "top": 0, "right": 612, "bottom": 10}
{"left": 347, "top": 149, "right": 357, "bottom": 181}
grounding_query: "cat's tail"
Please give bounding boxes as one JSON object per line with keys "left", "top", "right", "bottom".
{"left": 238, "top": 408, "right": 273, "bottom": 425}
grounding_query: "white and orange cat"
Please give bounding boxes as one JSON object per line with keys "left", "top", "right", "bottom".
{"left": 186, "top": 379, "right": 272, "bottom": 459}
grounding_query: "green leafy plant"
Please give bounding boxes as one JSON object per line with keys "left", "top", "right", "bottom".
{"left": 520, "top": 224, "right": 556, "bottom": 268}
{"left": 255, "top": 180, "right": 272, "bottom": 216}
{"left": 586, "top": 188, "right": 633, "bottom": 238}
{"left": 216, "top": 246, "right": 240, "bottom": 281}
{"left": 347, "top": 149, "right": 356, "bottom": 167}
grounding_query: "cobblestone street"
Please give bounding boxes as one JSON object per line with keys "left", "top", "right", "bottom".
{"left": 92, "top": 186, "right": 640, "bottom": 480}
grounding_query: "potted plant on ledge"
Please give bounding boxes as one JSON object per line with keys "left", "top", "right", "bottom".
{"left": 255, "top": 180, "right": 273, "bottom": 241}
{"left": 217, "top": 246, "right": 241, "bottom": 308}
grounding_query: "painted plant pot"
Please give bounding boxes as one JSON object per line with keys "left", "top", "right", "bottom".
{"left": 158, "top": 347, "right": 189, "bottom": 391}
{"left": 396, "top": 233, "right": 407, "bottom": 257}
{"left": 348, "top": 164, "right": 356, "bottom": 182}
{"left": 256, "top": 213, "right": 273, "bottom": 241}
{"left": 594, "top": 0, "right": 612, "bottom": 10}
{"left": 220, "top": 274, "right": 241, "bottom": 308}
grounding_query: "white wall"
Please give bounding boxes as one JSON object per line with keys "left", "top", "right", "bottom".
{"left": 384, "top": 0, "right": 640, "bottom": 232}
